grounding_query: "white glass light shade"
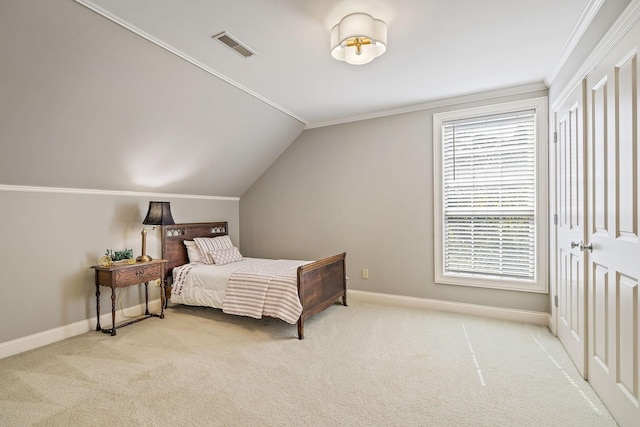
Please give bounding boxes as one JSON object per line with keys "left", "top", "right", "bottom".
{"left": 331, "top": 13, "right": 387, "bottom": 65}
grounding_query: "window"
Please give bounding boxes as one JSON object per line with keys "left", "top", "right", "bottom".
{"left": 433, "top": 98, "right": 548, "bottom": 292}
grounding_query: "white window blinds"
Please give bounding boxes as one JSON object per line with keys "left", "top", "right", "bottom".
{"left": 442, "top": 109, "right": 536, "bottom": 280}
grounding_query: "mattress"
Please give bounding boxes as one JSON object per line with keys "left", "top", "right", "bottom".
{"left": 170, "top": 257, "right": 310, "bottom": 323}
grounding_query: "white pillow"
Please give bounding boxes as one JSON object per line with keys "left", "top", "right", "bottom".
{"left": 183, "top": 240, "right": 204, "bottom": 264}
{"left": 193, "top": 236, "right": 234, "bottom": 264}
{"left": 208, "top": 247, "right": 243, "bottom": 265}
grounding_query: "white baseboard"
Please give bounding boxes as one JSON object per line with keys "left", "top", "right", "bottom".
{"left": 348, "top": 290, "right": 551, "bottom": 326}
{"left": 1, "top": 293, "right": 550, "bottom": 360}
{"left": 0, "top": 299, "right": 163, "bottom": 360}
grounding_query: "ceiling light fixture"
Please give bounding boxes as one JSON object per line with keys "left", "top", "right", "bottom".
{"left": 330, "top": 13, "right": 387, "bottom": 65}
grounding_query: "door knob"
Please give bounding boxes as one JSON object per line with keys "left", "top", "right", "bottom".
{"left": 581, "top": 242, "right": 593, "bottom": 252}
{"left": 571, "top": 241, "right": 593, "bottom": 252}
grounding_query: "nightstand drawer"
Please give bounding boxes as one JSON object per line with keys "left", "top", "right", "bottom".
{"left": 113, "top": 263, "right": 163, "bottom": 287}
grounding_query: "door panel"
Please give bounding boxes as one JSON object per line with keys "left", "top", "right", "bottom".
{"left": 555, "top": 83, "right": 587, "bottom": 377}
{"left": 592, "top": 77, "right": 608, "bottom": 235}
{"left": 616, "top": 54, "right": 638, "bottom": 240}
{"left": 617, "top": 274, "right": 637, "bottom": 400}
{"left": 591, "top": 263, "right": 608, "bottom": 370}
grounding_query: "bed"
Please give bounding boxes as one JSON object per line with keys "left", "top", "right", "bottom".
{"left": 160, "top": 222, "right": 347, "bottom": 339}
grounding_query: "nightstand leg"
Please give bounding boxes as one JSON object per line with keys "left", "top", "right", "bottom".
{"left": 110, "top": 288, "right": 116, "bottom": 336}
{"left": 95, "top": 283, "right": 101, "bottom": 331}
{"left": 160, "top": 278, "right": 165, "bottom": 319}
{"left": 144, "top": 282, "right": 149, "bottom": 315}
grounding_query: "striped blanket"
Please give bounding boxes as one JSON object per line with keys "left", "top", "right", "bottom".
{"left": 222, "top": 260, "right": 306, "bottom": 324}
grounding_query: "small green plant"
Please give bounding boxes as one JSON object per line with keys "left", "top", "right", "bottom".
{"left": 105, "top": 249, "right": 134, "bottom": 261}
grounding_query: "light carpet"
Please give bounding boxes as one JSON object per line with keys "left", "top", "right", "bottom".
{"left": 0, "top": 297, "right": 617, "bottom": 426}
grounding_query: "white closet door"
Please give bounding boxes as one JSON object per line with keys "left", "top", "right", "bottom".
{"left": 585, "top": 22, "right": 640, "bottom": 427}
{"left": 555, "top": 82, "right": 588, "bottom": 377}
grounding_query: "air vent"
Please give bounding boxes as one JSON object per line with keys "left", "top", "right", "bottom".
{"left": 212, "top": 31, "right": 256, "bottom": 58}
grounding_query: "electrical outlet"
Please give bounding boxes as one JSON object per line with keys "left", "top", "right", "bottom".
{"left": 362, "top": 268, "right": 369, "bottom": 279}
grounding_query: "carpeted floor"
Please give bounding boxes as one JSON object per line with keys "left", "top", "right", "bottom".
{"left": 0, "top": 296, "right": 618, "bottom": 426}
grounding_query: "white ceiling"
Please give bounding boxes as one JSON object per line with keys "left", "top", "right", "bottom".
{"left": 77, "top": 0, "right": 597, "bottom": 128}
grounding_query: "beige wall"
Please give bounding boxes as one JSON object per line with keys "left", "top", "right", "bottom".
{"left": 240, "top": 89, "right": 551, "bottom": 313}
{"left": 0, "top": 189, "right": 239, "bottom": 343}
{"left": 0, "top": 188, "right": 239, "bottom": 343}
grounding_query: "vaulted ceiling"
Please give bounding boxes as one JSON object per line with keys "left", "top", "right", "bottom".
{"left": 0, "top": 0, "right": 598, "bottom": 197}
{"left": 78, "top": 0, "right": 596, "bottom": 126}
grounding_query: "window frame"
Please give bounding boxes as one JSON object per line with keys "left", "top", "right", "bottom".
{"left": 433, "top": 97, "right": 549, "bottom": 293}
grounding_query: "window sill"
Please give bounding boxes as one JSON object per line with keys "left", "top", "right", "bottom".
{"left": 436, "top": 273, "right": 548, "bottom": 293}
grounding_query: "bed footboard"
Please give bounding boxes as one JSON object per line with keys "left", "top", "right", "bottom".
{"left": 296, "top": 252, "right": 347, "bottom": 339}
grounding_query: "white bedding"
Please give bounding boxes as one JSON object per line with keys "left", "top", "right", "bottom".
{"left": 170, "top": 258, "right": 310, "bottom": 323}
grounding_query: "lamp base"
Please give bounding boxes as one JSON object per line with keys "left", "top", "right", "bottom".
{"left": 136, "top": 255, "right": 153, "bottom": 263}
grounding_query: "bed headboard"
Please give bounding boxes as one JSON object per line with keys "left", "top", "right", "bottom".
{"left": 161, "top": 221, "right": 228, "bottom": 277}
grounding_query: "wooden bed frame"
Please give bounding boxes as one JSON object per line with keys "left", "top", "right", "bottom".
{"left": 160, "top": 222, "right": 347, "bottom": 339}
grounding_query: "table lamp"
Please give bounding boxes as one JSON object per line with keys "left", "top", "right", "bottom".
{"left": 137, "top": 201, "right": 175, "bottom": 262}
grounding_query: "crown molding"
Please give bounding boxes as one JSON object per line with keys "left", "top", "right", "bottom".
{"left": 73, "top": 0, "right": 309, "bottom": 126}
{"left": 551, "top": 0, "right": 640, "bottom": 110}
{"left": 0, "top": 184, "right": 239, "bottom": 201}
{"left": 305, "top": 82, "right": 548, "bottom": 129}
{"left": 545, "top": 0, "right": 606, "bottom": 86}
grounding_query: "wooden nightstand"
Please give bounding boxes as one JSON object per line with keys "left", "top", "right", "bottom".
{"left": 91, "top": 259, "right": 168, "bottom": 336}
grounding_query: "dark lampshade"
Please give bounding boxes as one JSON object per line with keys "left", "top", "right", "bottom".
{"left": 142, "top": 201, "right": 175, "bottom": 226}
